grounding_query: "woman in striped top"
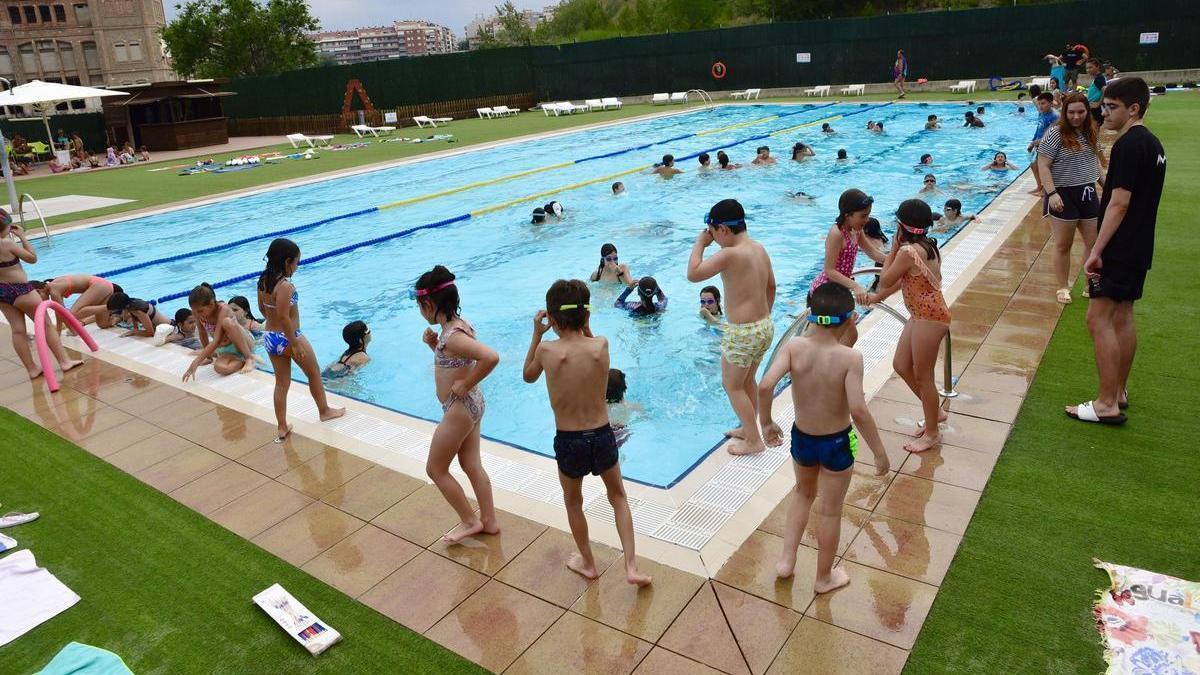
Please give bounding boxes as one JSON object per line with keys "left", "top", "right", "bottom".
{"left": 1037, "top": 92, "right": 1105, "bottom": 304}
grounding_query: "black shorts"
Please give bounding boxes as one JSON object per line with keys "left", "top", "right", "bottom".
{"left": 1045, "top": 184, "right": 1099, "bottom": 221}
{"left": 790, "top": 425, "right": 856, "bottom": 472}
{"left": 1088, "top": 263, "right": 1147, "bottom": 302}
{"left": 553, "top": 424, "right": 619, "bottom": 479}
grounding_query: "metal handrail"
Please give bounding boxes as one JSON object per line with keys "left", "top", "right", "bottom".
{"left": 765, "top": 267, "right": 957, "bottom": 399}
{"left": 17, "top": 193, "right": 50, "bottom": 243}
{"left": 686, "top": 89, "right": 714, "bottom": 109}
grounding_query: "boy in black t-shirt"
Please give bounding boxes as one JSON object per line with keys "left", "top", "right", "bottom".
{"left": 1067, "top": 77, "right": 1166, "bottom": 426}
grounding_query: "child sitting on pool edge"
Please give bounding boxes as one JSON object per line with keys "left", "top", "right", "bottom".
{"left": 523, "top": 279, "right": 651, "bottom": 586}
{"left": 182, "top": 283, "right": 257, "bottom": 379}
{"left": 758, "top": 281, "right": 889, "bottom": 591}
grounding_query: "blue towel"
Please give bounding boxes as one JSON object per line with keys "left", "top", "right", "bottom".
{"left": 36, "top": 642, "right": 132, "bottom": 675}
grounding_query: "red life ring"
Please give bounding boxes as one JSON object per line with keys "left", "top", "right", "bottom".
{"left": 711, "top": 62, "right": 727, "bottom": 80}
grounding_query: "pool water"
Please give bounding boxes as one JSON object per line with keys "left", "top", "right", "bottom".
{"left": 35, "top": 102, "right": 1034, "bottom": 487}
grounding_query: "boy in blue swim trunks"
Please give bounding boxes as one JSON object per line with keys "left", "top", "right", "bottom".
{"left": 758, "top": 282, "right": 889, "bottom": 593}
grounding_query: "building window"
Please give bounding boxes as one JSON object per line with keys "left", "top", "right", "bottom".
{"left": 73, "top": 3, "right": 89, "bottom": 26}
{"left": 0, "top": 48, "right": 12, "bottom": 79}
{"left": 8, "top": 7, "right": 21, "bottom": 24}
{"left": 82, "top": 41, "right": 99, "bottom": 71}
{"left": 39, "top": 5, "right": 52, "bottom": 22}
{"left": 19, "top": 43, "right": 36, "bottom": 75}
{"left": 113, "top": 42, "right": 127, "bottom": 62}
{"left": 38, "top": 40, "right": 60, "bottom": 72}
{"left": 127, "top": 41, "right": 142, "bottom": 61}
{"left": 54, "top": 4, "right": 65, "bottom": 21}
{"left": 24, "top": 6, "right": 38, "bottom": 23}
{"left": 58, "top": 41, "right": 75, "bottom": 72}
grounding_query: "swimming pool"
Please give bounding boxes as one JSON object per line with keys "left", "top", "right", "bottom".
{"left": 35, "top": 102, "right": 1034, "bottom": 487}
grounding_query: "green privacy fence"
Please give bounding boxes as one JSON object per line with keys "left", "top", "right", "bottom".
{"left": 1, "top": 111, "right": 106, "bottom": 152}
{"left": 225, "top": 0, "right": 1198, "bottom": 119}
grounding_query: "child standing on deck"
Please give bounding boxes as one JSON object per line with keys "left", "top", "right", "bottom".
{"left": 523, "top": 279, "right": 651, "bottom": 586}
{"left": 759, "top": 282, "right": 889, "bottom": 591}
{"left": 256, "top": 238, "right": 345, "bottom": 442}
{"left": 869, "top": 199, "right": 951, "bottom": 453}
{"left": 416, "top": 266, "right": 500, "bottom": 543}
{"left": 687, "top": 199, "right": 777, "bottom": 456}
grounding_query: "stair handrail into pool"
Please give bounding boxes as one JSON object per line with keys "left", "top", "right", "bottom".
{"left": 18, "top": 193, "right": 50, "bottom": 243}
{"left": 686, "top": 89, "right": 715, "bottom": 109}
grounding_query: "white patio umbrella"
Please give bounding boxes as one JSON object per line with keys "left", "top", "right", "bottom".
{"left": 0, "top": 80, "right": 127, "bottom": 214}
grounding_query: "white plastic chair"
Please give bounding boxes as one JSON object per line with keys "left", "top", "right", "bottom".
{"left": 651, "top": 93, "right": 669, "bottom": 104}
{"left": 949, "top": 80, "right": 977, "bottom": 93}
{"left": 839, "top": 84, "right": 866, "bottom": 96}
{"left": 1028, "top": 77, "right": 1052, "bottom": 89}
{"left": 584, "top": 99, "right": 603, "bottom": 111}
{"left": 669, "top": 92, "right": 688, "bottom": 104}
{"left": 285, "top": 133, "right": 334, "bottom": 148}
{"left": 476, "top": 107, "right": 495, "bottom": 119}
{"left": 492, "top": 105, "right": 519, "bottom": 116}
{"left": 350, "top": 124, "right": 395, "bottom": 138}
{"left": 804, "top": 85, "right": 830, "bottom": 97}
{"left": 601, "top": 97, "right": 623, "bottom": 109}
{"left": 413, "top": 116, "right": 452, "bottom": 128}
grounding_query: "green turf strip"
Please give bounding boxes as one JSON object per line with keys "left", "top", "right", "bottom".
{"left": 0, "top": 408, "right": 483, "bottom": 675}
{"left": 906, "top": 95, "right": 1200, "bottom": 672}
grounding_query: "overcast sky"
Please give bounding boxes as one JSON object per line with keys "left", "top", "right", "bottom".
{"left": 162, "top": 0, "right": 552, "bottom": 38}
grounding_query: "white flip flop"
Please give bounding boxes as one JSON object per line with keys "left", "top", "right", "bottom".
{"left": 1066, "top": 401, "right": 1127, "bottom": 426}
{"left": 0, "top": 510, "right": 39, "bottom": 529}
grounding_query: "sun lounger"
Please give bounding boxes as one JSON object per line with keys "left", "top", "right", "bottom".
{"left": 670, "top": 92, "right": 688, "bottom": 104}
{"left": 477, "top": 107, "right": 495, "bottom": 119}
{"left": 839, "top": 84, "right": 866, "bottom": 96}
{"left": 285, "top": 133, "right": 335, "bottom": 148}
{"left": 584, "top": 99, "right": 603, "bottom": 111}
{"left": 350, "top": 124, "right": 395, "bottom": 138}
{"left": 803, "top": 85, "right": 831, "bottom": 97}
{"left": 1028, "top": 76, "right": 1052, "bottom": 90}
{"left": 730, "top": 88, "right": 761, "bottom": 100}
{"left": 651, "top": 93, "right": 670, "bottom": 104}
{"left": 413, "top": 115, "right": 452, "bottom": 128}
{"left": 601, "top": 97, "right": 623, "bottom": 110}
{"left": 492, "top": 105, "right": 519, "bottom": 116}
{"left": 949, "top": 80, "right": 977, "bottom": 93}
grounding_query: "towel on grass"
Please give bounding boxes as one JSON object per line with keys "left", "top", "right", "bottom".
{"left": 36, "top": 642, "right": 132, "bottom": 675}
{"left": 0, "top": 549, "right": 80, "bottom": 647}
{"left": 1093, "top": 559, "right": 1200, "bottom": 674}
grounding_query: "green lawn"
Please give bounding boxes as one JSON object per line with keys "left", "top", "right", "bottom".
{"left": 907, "top": 94, "right": 1200, "bottom": 672}
{"left": 0, "top": 408, "right": 483, "bottom": 675}
{"left": 17, "top": 90, "right": 1026, "bottom": 228}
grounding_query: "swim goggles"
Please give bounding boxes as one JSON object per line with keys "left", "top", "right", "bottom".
{"left": 704, "top": 213, "right": 746, "bottom": 227}
{"left": 558, "top": 304, "right": 591, "bottom": 311}
{"left": 603, "top": 255, "right": 619, "bottom": 263}
{"left": 807, "top": 310, "right": 855, "bottom": 325}
{"left": 899, "top": 221, "right": 928, "bottom": 235}
{"left": 413, "top": 280, "right": 455, "bottom": 297}
{"left": 699, "top": 298, "right": 716, "bottom": 305}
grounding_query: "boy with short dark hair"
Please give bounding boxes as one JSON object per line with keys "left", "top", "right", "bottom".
{"left": 759, "top": 282, "right": 889, "bottom": 591}
{"left": 752, "top": 145, "right": 777, "bottom": 165}
{"left": 651, "top": 153, "right": 682, "bottom": 177}
{"left": 924, "top": 114, "right": 940, "bottom": 130}
{"left": 1068, "top": 77, "right": 1166, "bottom": 426}
{"left": 523, "top": 279, "right": 651, "bottom": 586}
{"left": 1027, "top": 92, "right": 1060, "bottom": 195}
{"left": 687, "top": 199, "right": 776, "bottom": 455}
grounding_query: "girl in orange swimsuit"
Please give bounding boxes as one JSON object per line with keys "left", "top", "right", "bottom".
{"left": 870, "top": 199, "right": 951, "bottom": 453}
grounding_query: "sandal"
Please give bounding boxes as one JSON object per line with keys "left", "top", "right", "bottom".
{"left": 0, "top": 508, "right": 39, "bottom": 529}
{"left": 1056, "top": 288, "right": 1072, "bottom": 304}
{"left": 1066, "top": 401, "right": 1127, "bottom": 425}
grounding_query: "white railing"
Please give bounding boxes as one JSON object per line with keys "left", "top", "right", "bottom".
{"left": 686, "top": 89, "right": 714, "bottom": 109}
{"left": 18, "top": 193, "right": 50, "bottom": 243}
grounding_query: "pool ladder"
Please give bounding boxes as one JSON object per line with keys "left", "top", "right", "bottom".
{"left": 766, "top": 267, "right": 957, "bottom": 399}
{"left": 17, "top": 193, "right": 50, "bottom": 244}
{"left": 687, "top": 89, "right": 715, "bottom": 109}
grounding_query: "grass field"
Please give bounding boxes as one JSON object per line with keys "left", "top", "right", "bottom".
{"left": 906, "top": 94, "right": 1200, "bottom": 672}
{"left": 0, "top": 408, "right": 483, "bottom": 675}
{"left": 14, "top": 90, "right": 1030, "bottom": 228}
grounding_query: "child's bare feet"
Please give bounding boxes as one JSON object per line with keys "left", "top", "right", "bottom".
{"left": 723, "top": 426, "right": 745, "bottom": 439}
{"left": 814, "top": 567, "right": 851, "bottom": 594}
{"left": 566, "top": 553, "right": 599, "bottom": 579}
{"left": 319, "top": 406, "right": 346, "bottom": 422}
{"left": 626, "top": 563, "right": 652, "bottom": 587}
{"left": 914, "top": 409, "right": 949, "bottom": 437}
{"left": 273, "top": 424, "right": 293, "bottom": 444}
{"left": 27, "top": 367, "right": 43, "bottom": 380}
{"left": 727, "top": 439, "right": 765, "bottom": 456}
{"left": 61, "top": 359, "right": 83, "bottom": 372}
{"left": 480, "top": 516, "right": 500, "bottom": 536}
{"left": 905, "top": 432, "right": 941, "bottom": 453}
{"left": 443, "top": 519, "right": 486, "bottom": 543}
{"left": 776, "top": 550, "right": 798, "bottom": 579}
{"left": 240, "top": 358, "right": 256, "bottom": 374}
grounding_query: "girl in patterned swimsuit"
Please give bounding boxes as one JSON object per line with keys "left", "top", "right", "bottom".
{"left": 416, "top": 265, "right": 500, "bottom": 543}
{"left": 0, "top": 209, "right": 82, "bottom": 379}
{"left": 809, "top": 189, "right": 887, "bottom": 347}
{"left": 870, "top": 199, "right": 952, "bottom": 453}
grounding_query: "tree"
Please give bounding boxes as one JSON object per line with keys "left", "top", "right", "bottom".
{"left": 161, "top": 0, "right": 320, "bottom": 78}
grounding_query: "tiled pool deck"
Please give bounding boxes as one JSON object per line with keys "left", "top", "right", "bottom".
{"left": 1, "top": 196, "right": 1072, "bottom": 672}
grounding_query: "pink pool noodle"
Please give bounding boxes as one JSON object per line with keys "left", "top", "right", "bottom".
{"left": 34, "top": 300, "right": 99, "bottom": 392}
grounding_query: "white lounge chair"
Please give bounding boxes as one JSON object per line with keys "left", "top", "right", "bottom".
{"left": 601, "top": 97, "right": 623, "bottom": 110}
{"left": 1028, "top": 76, "right": 1052, "bottom": 90}
{"left": 350, "top": 124, "right": 395, "bottom": 138}
{"left": 492, "top": 105, "right": 519, "bottom": 117}
{"left": 285, "top": 133, "right": 334, "bottom": 148}
{"left": 584, "top": 99, "right": 603, "bottom": 111}
{"left": 477, "top": 107, "right": 495, "bottom": 119}
{"left": 413, "top": 115, "right": 452, "bottom": 128}
{"left": 949, "top": 80, "right": 977, "bottom": 94}
{"left": 669, "top": 92, "right": 688, "bottom": 104}
{"left": 651, "top": 93, "right": 670, "bottom": 104}
{"left": 803, "top": 85, "right": 831, "bottom": 97}
{"left": 839, "top": 84, "right": 866, "bottom": 96}
{"left": 558, "top": 101, "right": 586, "bottom": 115}
{"left": 731, "top": 88, "right": 761, "bottom": 100}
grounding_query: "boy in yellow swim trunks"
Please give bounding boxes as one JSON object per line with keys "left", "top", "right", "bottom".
{"left": 687, "top": 199, "right": 777, "bottom": 455}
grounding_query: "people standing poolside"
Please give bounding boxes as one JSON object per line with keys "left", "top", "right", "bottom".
{"left": 809, "top": 189, "right": 887, "bottom": 347}
{"left": 1027, "top": 92, "right": 1059, "bottom": 195}
{"left": 256, "top": 238, "right": 345, "bottom": 442}
{"left": 893, "top": 49, "right": 908, "bottom": 98}
{"left": 1085, "top": 58, "right": 1107, "bottom": 124}
{"left": 0, "top": 210, "right": 82, "bottom": 379}
{"left": 870, "top": 199, "right": 951, "bottom": 453}
{"left": 1061, "top": 43, "right": 1085, "bottom": 90}
{"left": 416, "top": 266, "right": 500, "bottom": 542}
{"left": 1038, "top": 92, "right": 1104, "bottom": 305}
{"left": 1067, "top": 77, "right": 1165, "bottom": 426}
{"left": 687, "top": 199, "right": 776, "bottom": 455}
{"left": 759, "top": 282, "right": 889, "bottom": 590}
{"left": 523, "top": 279, "right": 651, "bottom": 587}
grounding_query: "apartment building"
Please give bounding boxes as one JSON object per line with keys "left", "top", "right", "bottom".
{"left": 310, "top": 20, "right": 456, "bottom": 66}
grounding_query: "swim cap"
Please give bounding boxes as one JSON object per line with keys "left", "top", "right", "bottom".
{"left": 531, "top": 208, "right": 546, "bottom": 224}
{"left": 546, "top": 201, "right": 563, "bottom": 217}
{"left": 706, "top": 199, "right": 745, "bottom": 226}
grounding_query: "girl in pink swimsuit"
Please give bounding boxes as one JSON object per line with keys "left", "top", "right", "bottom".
{"left": 32, "top": 274, "right": 120, "bottom": 328}
{"left": 809, "top": 188, "right": 887, "bottom": 346}
{"left": 416, "top": 265, "right": 500, "bottom": 544}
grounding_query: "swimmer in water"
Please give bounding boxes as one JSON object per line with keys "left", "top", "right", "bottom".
{"left": 615, "top": 276, "right": 667, "bottom": 314}
{"left": 821, "top": 123, "right": 835, "bottom": 134}
{"left": 924, "top": 114, "right": 940, "bottom": 130}
{"left": 918, "top": 153, "right": 934, "bottom": 167}
{"left": 752, "top": 146, "right": 777, "bottom": 166}
{"left": 982, "top": 151, "right": 1019, "bottom": 171}
{"left": 717, "top": 151, "right": 741, "bottom": 170}
{"left": 612, "top": 181, "right": 625, "bottom": 195}
{"left": 698, "top": 152, "right": 712, "bottom": 170}
{"left": 964, "top": 111, "right": 985, "bottom": 128}
{"left": 918, "top": 174, "right": 943, "bottom": 196}
{"left": 836, "top": 149, "right": 849, "bottom": 161}
{"left": 324, "top": 320, "right": 371, "bottom": 375}
{"left": 791, "top": 142, "right": 815, "bottom": 161}
{"left": 935, "top": 199, "right": 978, "bottom": 231}
{"left": 590, "top": 243, "right": 635, "bottom": 286}
{"left": 651, "top": 154, "right": 683, "bottom": 177}
{"left": 699, "top": 285, "right": 724, "bottom": 325}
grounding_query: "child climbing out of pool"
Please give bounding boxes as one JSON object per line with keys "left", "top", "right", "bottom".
{"left": 759, "top": 281, "right": 889, "bottom": 590}
{"left": 590, "top": 243, "right": 635, "bottom": 286}
{"left": 256, "top": 238, "right": 345, "bottom": 442}
{"left": 869, "top": 199, "right": 951, "bottom": 453}
{"left": 523, "top": 279, "right": 651, "bottom": 586}
{"left": 324, "top": 320, "right": 371, "bottom": 376}
{"left": 416, "top": 266, "right": 500, "bottom": 542}
{"left": 687, "top": 198, "right": 776, "bottom": 455}
{"left": 182, "top": 283, "right": 257, "bottom": 379}
{"left": 615, "top": 277, "right": 666, "bottom": 314}
{"left": 107, "top": 292, "right": 169, "bottom": 338}
{"left": 809, "top": 189, "right": 887, "bottom": 347}
{"left": 651, "top": 154, "right": 682, "bottom": 177}
{"left": 227, "top": 295, "right": 264, "bottom": 332}
{"left": 699, "top": 285, "right": 723, "bottom": 325}
{"left": 154, "top": 308, "right": 198, "bottom": 347}
{"left": 606, "top": 368, "right": 637, "bottom": 448}
{"left": 31, "top": 274, "right": 121, "bottom": 328}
